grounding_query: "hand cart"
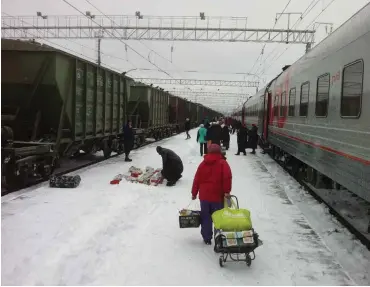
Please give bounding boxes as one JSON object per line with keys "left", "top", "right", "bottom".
{"left": 213, "top": 195, "right": 263, "bottom": 267}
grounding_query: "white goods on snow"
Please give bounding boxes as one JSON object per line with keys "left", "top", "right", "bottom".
{"left": 2, "top": 130, "right": 370, "bottom": 285}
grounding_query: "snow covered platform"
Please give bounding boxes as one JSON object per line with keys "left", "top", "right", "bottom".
{"left": 2, "top": 130, "right": 370, "bottom": 285}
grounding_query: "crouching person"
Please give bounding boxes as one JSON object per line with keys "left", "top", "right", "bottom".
{"left": 191, "top": 144, "right": 232, "bottom": 245}
{"left": 156, "top": 146, "right": 184, "bottom": 186}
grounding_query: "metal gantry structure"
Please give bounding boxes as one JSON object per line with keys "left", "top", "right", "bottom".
{"left": 135, "top": 78, "right": 259, "bottom": 87}
{"left": 172, "top": 91, "right": 250, "bottom": 97}
{"left": 1, "top": 12, "right": 318, "bottom": 114}
{"left": 1, "top": 14, "right": 316, "bottom": 44}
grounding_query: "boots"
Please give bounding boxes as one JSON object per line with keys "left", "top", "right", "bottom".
{"left": 166, "top": 181, "right": 176, "bottom": 187}
{"left": 125, "top": 156, "right": 132, "bottom": 162}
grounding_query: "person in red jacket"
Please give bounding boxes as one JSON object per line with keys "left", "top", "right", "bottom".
{"left": 191, "top": 144, "right": 232, "bottom": 245}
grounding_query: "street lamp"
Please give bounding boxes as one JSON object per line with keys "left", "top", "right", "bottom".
{"left": 135, "top": 11, "right": 143, "bottom": 19}
{"left": 36, "top": 12, "right": 47, "bottom": 19}
{"left": 85, "top": 11, "right": 95, "bottom": 19}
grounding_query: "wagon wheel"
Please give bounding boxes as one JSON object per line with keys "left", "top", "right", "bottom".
{"left": 246, "top": 254, "right": 252, "bottom": 267}
{"left": 219, "top": 256, "right": 224, "bottom": 267}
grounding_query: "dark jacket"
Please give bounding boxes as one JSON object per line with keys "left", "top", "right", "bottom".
{"left": 221, "top": 125, "right": 230, "bottom": 143}
{"left": 207, "top": 124, "right": 222, "bottom": 145}
{"left": 123, "top": 123, "right": 134, "bottom": 143}
{"left": 185, "top": 121, "right": 191, "bottom": 131}
{"left": 248, "top": 126, "right": 258, "bottom": 149}
{"left": 237, "top": 126, "right": 247, "bottom": 145}
{"left": 156, "top": 146, "right": 184, "bottom": 175}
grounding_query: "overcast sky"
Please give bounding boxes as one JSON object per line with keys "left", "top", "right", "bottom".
{"left": 2, "top": 0, "right": 369, "bottom": 113}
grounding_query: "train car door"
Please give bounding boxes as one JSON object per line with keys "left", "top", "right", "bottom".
{"left": 263, "top": 92, "right": 272, "bottom": 140}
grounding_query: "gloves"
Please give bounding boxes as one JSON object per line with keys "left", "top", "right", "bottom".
{"left": 224, "top": 194, "right": 231, "bottom": 199}
{"left": 192, "top": 195, "right": 196, "bottom": 200}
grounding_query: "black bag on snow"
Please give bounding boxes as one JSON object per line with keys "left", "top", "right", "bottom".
{"left": 49, "top": 175, "right": 81, "bottom": 188}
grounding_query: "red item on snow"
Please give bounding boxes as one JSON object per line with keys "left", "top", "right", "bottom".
{"left": 150, "top": 170, "right": 164, "bottom": 186}
{"left": 110, "top": 174, "right": 124, "bottom": 185}
{"left": 191, "top": 153, "right": 232, "bottom": 203}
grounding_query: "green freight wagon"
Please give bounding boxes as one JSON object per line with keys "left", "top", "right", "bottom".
{"left": 196, "top": 104, "right": 204, "bottom": 125}
{"left": 187, "top": 102, "right": 197, "bottom": 128}
{"left": 128, "top": 83, "right": 176, "bottom": 145}
{"left": 1, "top": 39, "right": 130, "bottom": 187}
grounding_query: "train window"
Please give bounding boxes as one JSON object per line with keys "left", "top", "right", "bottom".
{"left": 274, "top": 95, "right": 279, "bottom": 118}
{"left": 300, "top": 82, "right": 310, "bottom": 117}
{"left": 341, "top": 60, "right": 363, "bottom": 118}
{"left": 280, "top": 92, "right": 286, "bottom": 117}
{"left": 316, "top": 73, "right": 330, "bottom": 117}
{"left": 288, "top": 88, "right": 296, "bottom": 116}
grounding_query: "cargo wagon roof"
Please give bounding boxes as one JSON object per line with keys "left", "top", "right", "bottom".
{"left": 1, "top": 39, "right": 134, "bottom": 81}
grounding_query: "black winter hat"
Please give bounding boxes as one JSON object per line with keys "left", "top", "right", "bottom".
{"left": 156, "top": 146, "right": 163, "bottom": 154}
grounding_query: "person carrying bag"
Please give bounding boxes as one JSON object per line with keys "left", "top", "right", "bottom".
{"left": 191, "top": 144, "right": 232, "bottom": 245}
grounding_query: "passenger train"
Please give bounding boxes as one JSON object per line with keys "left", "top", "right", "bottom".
{"left": 233, "top": 3, "right": 370, "bottom": 202}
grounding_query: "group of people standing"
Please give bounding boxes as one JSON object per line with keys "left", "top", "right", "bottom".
{"left": 236, "top": 123, "right": 258, "bottom": 156}
{"left": 194, "top": 118, "right": 258, "bottom": 157}
{"left": 195, "top": 120, "right": 231, "bottom": 156}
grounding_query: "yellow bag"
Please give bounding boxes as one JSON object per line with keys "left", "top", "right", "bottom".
{"left": 212, "top": 199, "right": 252, "bottom": 231}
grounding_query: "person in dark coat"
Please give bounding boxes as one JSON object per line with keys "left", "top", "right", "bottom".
{"left": 156, "top": 146, "right": 184, "bottom": 186}
{"left": 221, "top": 124, "right": 230, "bottom": 150}
{"left": 248, "top": 124, "right": 259, "bottom": 154}
{"left": 207, "top": 122, "right": 222, "bottom": 146}
{"left": 123, "top": 120, "right": 134, "bottom": 162}
{"left": 204, "top": 120, "right": 210, "bottom": 130}
{"left": 185, "top": 118, "right": 191, "bottom": 139}
{"left": 235, "top": 124, "right": 247, "bottom": 156}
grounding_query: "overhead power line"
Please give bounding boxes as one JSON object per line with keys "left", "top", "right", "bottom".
{"left": 1, "top": 22, "right": 124, "bottom": 73}
{"left": 254, "top": 0, "right": 321, "bottom": 76}
{"left": 59, "top": 0, "right": 182, "bottom": 85}
{"left": 259, "top": 0, "right": 337, "bottom": 76}
{"left": 248, "top": 0, "right": 292, "bottom": 76}
{"left": 2, "top": 12, "right": 137, "bottom": 67}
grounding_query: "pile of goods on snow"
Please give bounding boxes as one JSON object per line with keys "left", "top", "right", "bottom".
{"left": 110, "top": 166, "right": 164, "bottom": 186}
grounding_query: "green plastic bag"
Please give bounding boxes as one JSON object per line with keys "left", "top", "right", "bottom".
{"left": 212, "top": 199, "right": 252, "bottom": 231}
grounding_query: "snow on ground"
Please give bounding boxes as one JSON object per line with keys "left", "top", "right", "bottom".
{"left": 2, "top": 129, "right": 369, "bottom": 285}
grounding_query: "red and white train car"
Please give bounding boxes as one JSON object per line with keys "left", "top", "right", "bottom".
{"left": 235, "top": 3, "right": 370, "bottom": 202}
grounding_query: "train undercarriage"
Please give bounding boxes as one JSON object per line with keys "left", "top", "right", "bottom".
{"left": 262, "top": 141, "right": 370, "bottom": 237}
{"left": 1, "top": 124, "right": 180, "bottom": 190}
{"left": 267, "top": 143, "right": 346, "bottom": 191}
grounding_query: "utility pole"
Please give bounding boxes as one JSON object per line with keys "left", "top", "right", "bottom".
{"left": 275, "top": 12, "right": 303, "bottom": 44}
{"left": 96, "top": 37, "right": 101, "bottom": 66}
{"left": 94, "top": 29, "right": 104, "bottom": 67}
{"left": 306, "top": 22, "right": 333, "bottom": 54}
{"left": 86, "top": 11, "right": 103, "bottom": 66}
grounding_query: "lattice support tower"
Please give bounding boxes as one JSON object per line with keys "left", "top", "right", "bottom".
{"left": 1, "top": 15, "right": 315, "bottom": 44}
{"left": 135, "top": 78, "right": 259, "bottom": 87}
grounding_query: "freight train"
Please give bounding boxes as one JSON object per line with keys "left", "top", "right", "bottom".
{"left": 1, "top": 39, "right": 221, "bottom": 188}
{"left": 233, "top": 3, "right": 370, "bottom": 202}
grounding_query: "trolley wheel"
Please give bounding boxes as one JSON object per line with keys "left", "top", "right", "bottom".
{"left": 246, "top": 254, "right": 252, "bottom": 267}
{"left": 219, "top": 256, "right": 224, "bottom": 267}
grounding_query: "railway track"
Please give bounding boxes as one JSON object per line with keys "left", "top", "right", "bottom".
{"left": 270, "top": 153, "right": 370, "bottom": 250}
